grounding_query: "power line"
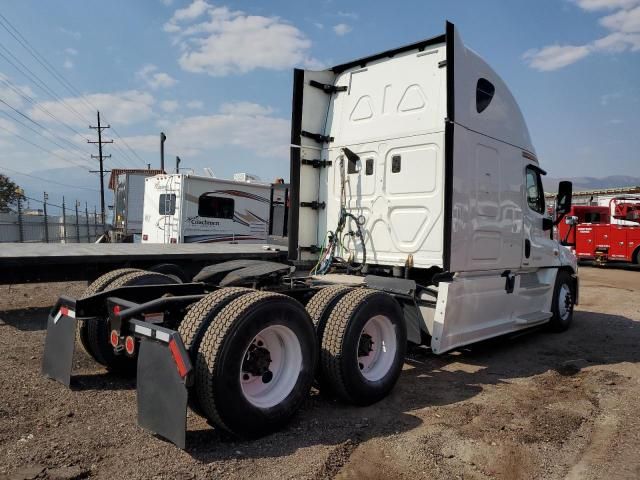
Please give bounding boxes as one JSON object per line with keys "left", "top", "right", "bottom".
{"left": 0, "top": 13, "right": 147, "bottom": 170}
{"left": 0, "top": 75, "right": 93, "bottom": 156}
{"left": 0, "top": 165, "right": 99, "bottom": 192}
{"left": 0, "top": 98, "right": 92, "bottom": 161}
{"left": 0, "top": 123, "right": 92, "bottom": 170}
{"left": 0, "top": 15, "right": 92, "bottom": 125}
{"left": 0, "top": 14, "right": 146, "bottom": 169}
{"left": 0, "top": 45, "right": 91, "bottom": 136}
{"left": 0, "top": 46, "right": 128, "bottom": 169}
{"left": 103, "top": 120, "right": 147, "bottom": 168}
{"left": 0, "top": 109, "right": 91, "bottom": 164}
{"left": 0, "top": 44, "right": 94, "bottom": 142}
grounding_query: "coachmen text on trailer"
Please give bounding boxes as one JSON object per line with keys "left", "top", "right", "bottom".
{"left": 42, "top": 22, "right": 578, "bottom": 449}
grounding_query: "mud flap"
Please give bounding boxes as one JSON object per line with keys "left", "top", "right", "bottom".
{"left": 42, "top": 297, "right": 78, "bottom": 387}
{"left": 133, "top": 320, "right": 192, "bottom": 449}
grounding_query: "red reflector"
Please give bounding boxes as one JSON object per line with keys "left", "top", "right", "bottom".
{"left": 125, "top": 336, "right": 135, "bottom": 355}
{"left": 170, "top": 238, "right": 177, "bottom": 244}
{"left": 113, "top": 305, "right": 121, "bottom": 315}
{"left": 110, "top": 330, "right": 119, "bottom": 347}
{"left": 142, "top": 234, "right": 148, "bottom": 241}
{"left": 168, "top": 339, "right": 188, "bottom": 378}
{"left": 60, "top": 306, "right": 69, "bottom": 316}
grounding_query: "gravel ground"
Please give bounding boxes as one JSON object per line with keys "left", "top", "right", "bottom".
{"left": 0, "top": 267, "right": 639, "bottom": 479}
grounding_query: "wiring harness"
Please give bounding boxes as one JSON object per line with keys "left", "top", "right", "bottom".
{"left": 311, "top": 152, "right": 367, "bottom": 275}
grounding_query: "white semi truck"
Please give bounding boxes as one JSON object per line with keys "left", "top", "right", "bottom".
{"left": 42, "top": 22, "right": 578, "bottom": 448}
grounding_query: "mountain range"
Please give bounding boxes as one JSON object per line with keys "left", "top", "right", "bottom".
{"left": 545, "top": 176, "right": 640, "bottom": 193}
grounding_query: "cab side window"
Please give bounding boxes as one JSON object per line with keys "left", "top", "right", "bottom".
{"left": 525, "top": 167, "right": 545, "bottom": 214}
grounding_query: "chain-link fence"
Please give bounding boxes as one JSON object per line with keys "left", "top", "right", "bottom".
{"left": 0, "top": 193, "right": 106, "bottom": 243}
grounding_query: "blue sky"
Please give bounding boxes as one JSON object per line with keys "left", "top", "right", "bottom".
{"left": 0, "top": 0, "right": 638, "bottom": 209}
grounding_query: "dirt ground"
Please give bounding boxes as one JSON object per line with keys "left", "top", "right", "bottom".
{"left": 0, "top": 267, "right": 639, "bottom": 480}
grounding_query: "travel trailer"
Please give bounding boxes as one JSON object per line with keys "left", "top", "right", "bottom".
{"left": 43, "top": 22, "right": 578, "bottom": 449}
{"left": 141, "top": 173, "right": 271, "bottom": 244}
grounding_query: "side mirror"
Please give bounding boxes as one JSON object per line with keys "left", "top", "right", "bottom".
{"left": 556, "top": 181, "right": 572, "bottom": 218}
{"left": 565, "top": 215, "right": 578, "bottom": 225}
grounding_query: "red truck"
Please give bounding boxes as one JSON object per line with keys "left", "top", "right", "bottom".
{"left": 558, "top": 196, "right": 640, "bottom": 264}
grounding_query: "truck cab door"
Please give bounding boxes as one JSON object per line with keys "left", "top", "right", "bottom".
{"left": 522, "top": 165, "right": 559, "bottom": 268}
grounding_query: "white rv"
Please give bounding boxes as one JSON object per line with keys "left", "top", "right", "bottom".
{"left": 141, "top": 173, "right": 271, "bottom": 244}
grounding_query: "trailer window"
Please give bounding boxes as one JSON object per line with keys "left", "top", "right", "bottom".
{"left": 476, "top": 78, "right": 495, "bottom": 113}
{"left": 525, "top": 167, "right": 545, "bottom": 214}
{"left": 158, "top": 194, "right": 176, "bottom": 215}
{"left": 198, "top": 195, "right": 234, "bottom": 219}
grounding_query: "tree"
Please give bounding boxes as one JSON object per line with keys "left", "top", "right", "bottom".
{"left": 0, "top": 174, "right": 25, "bottom": 212}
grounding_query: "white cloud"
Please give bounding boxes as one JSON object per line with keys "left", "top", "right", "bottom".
{"left": 333, "top": 23, "right": 352, "bottom": 36}
{"left": 164, "top": 1, "right": 319, "bottom": 76}
{"left": 526, "top": 1, "right": 640, "bottom": 70}
{"left": 172, "top": 0, "right": 210, "bottom": 22}
{"left": 58, "top": 27, "right": 81, "bottom": 39}
{"left": 0, "top": 117, "right": 18, "bottom": 135}
{"left": 219, "top": 102, "right": 273, "bottom": 116}
{"left": 119, "top": 102, "right": 288, "bottom": 160}
{"left": 136, "top": 64, "right": 178, "bottom": 89}
{"left": 600, "top": 5, "right": 640, "bottom": 32}
{"left": 186, "top": 100, "right": 204, "bottom": 109}
{"left": 313, "top": 22, "right": 324, "bottom": 29}
{"left": 160, "top": 0, "right": 173, "bottom": 5}
{"left": 30, "top": 90, "right": 155, "bottom": 127}
{"left": 337, "top": 11, "right": 359, "bottom": 20}
{"left": 0, "top": 74, "right": 36, "bottom": 108}
{"left": 160, "top": 100, "right": 179, "bottom": 112}
{"left": 523, "top": 44, "right": 592, "bottom": 70}
{"left": 572, "top": 0, "right": 640, "bottom": 11}
{"left": 64, "top": 48, "right": 78, "bottom": 56}
{"left": 63, "top": 59, "right": 74, "bottom": 70}
{"left": 601, "top": 91, "right": 623, "bottom": 104}
{"left": 593, "top": 31, "right": 640, "bottom": 50}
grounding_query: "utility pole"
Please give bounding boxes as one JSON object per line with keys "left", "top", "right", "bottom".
{"left": 88, "top": 111, "right": 113, "bottom": 225}
{"left": 175, "top": 156, "right": 181, "bottom": 173}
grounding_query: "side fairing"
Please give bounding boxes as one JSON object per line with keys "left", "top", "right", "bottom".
{"left": 288, "top": 68, "right": 337, "bottom": 262}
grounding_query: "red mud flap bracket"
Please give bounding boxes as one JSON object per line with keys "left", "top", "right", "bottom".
{"left": 42, "top": 297, "right": 78, "bottom": 387}
{"left": 131, "top": 319, "right": 192, "bottom": 449}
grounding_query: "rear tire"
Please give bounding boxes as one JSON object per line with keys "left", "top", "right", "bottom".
{"left": 319, "top": 289, "right": 406, "bottom": 405}
{"left": 306, "top": 286, "right": 352, "bottom": 383}
{"left": 633, "top": 247, "right": 640, "bottom": 265}
{"left": 177, "top": 287, "right": 252, "bottom": 414}
{"left": 78, "top": 268, "right": 142, "bottom": 358}
{"left": 86, "top": 271, "right": 177, "bottom": 372}
{"left": 195, "top": 292, "right": 316, "bottom": 438}
{"left": 548, "top": 270, "right": 575, "bottom": 332}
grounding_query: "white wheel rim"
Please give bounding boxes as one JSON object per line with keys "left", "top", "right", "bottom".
{"left": 357, "top": 315, "right": 397, "bottom": 382}
{"left": 240, "top": 325, "right": 302, "bottom": 409}
{"left": 558, "top": 283, "right": 572, "bottom": 320}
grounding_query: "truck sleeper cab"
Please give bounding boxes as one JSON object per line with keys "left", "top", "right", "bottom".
{"left": 41, "top": 22, "right": 578, "bottom": 449}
